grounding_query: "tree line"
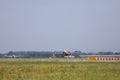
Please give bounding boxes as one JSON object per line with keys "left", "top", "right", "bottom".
{"left": 0, "top": 51, "right": 120, "bottom": 58}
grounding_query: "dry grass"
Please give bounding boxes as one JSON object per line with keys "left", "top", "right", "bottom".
{"left": 0, "top": 58, "right": 120, "bottom": 80}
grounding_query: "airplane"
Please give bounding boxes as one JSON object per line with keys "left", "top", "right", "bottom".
{"left": 4, "top": 54, "right": 23, "bottom": 58}
{"left": 51, "top": 50, "right": 75, "bottom": 58}
{"left": 63, "top": 50, "right": 75, "bottom": 58}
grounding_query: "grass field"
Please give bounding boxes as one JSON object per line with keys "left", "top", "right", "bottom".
{"left": 0, "top": 58, "right": 120, "bottom": 80}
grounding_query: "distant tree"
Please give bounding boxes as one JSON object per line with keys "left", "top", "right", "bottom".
{"left": 115, "top": 52, "right": 120, "bottom": 55}
{"left": 97, "top": 52, "right": 113, "bottom": 55}
{"left": 8, "top": 51, "right": 14, "bottom": 55}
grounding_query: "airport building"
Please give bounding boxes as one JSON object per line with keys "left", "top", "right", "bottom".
{"left": 80, "top": 55, "right": 120, "bottom": 61}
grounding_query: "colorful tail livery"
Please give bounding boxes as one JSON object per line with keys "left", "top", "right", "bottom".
{"left": 63, "top": 50, "right": 68, "bottom": 56}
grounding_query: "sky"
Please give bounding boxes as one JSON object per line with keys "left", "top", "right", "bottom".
{"left": 0, "top": 0, "right": 120, "bottom": 53}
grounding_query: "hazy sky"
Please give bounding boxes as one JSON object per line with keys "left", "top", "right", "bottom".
{"left": 0, "top": 0, "right": 120, "bottom": 53}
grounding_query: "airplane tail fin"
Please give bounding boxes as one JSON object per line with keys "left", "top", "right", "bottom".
{"left": 63, "top": 50, "right": 68, "bottom": 56}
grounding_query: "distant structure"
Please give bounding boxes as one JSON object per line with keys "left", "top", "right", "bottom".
{"left": 80, "top": 55, "right": 120, "bottom": 61}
